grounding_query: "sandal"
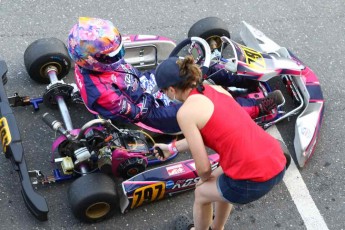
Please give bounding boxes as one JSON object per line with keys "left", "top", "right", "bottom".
{"left": 174, "top": 215, "right": 194, "bottom": 230}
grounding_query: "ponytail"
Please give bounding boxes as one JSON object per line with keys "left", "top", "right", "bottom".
{"left": 175, "top": 55, "right": 203, "bottom": 92}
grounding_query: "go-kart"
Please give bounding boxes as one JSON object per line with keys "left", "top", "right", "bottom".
{"left": 0, "top": 17, "right": 322, "bottom": 223}
{"left": 185, "top": 17, "right": 324, "bottom": 168}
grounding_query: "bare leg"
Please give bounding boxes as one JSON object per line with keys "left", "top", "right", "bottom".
{"left": 192, "top": 167, "right": 231, "bottom": 230}
{"left": 211, "top": 202, "right": 232, "bottom": 230}
{"left": 192, "top": 197, "right": 213, "bottom": 230}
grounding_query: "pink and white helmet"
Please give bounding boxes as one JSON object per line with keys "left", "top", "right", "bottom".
{"left": 67, "top": 17, "right": 125, "bottom": 72}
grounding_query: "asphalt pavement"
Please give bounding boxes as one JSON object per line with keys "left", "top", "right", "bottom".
{"left": 0, "top": 0, "right": 344, "bottom": 229}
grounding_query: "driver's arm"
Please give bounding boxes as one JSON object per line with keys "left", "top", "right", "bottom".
{"left": 206, "top": 64, "right": 259, "bottom": 90}
{"left": 95, "top": 90, "right": 155, "bottom": 122}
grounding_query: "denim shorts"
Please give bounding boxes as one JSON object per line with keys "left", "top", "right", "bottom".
{"left": 217, "top": 169, "right": 285, "bottom": 205}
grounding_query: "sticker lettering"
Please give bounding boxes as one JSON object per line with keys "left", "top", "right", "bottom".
{"left": 172, "top": 178, "right": 199, "bottom": 189}
{"left": 0, "top": 117, "right": 11, "bottom": 152}
{"left": 240, "top": 45, "right": 266, "bottom": 70}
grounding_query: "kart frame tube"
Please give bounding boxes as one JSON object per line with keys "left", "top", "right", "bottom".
{"left": 0, "top": 60, "right": 49, "bottom": 221}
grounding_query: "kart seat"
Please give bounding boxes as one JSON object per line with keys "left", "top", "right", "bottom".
{"left": 123, "top": 36, "right": 176, "bottom": 70}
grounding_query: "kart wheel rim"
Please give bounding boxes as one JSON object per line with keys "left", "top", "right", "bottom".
{"left": 39, "top": 62, "right": 62, "bottom": 78}
{"left": 85, "top": 202, "right": 111, "bottom": 219}
{"left": 206, "top": 35, "right": 222, "bottom": 49}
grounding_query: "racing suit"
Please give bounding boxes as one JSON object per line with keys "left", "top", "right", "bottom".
{"left": 74, "top": 61, "right": 259, "bottom": 134}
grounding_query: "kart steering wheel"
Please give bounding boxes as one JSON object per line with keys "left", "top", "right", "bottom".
{"left": 169, "top": 37, "right": 211, "bottom": 76}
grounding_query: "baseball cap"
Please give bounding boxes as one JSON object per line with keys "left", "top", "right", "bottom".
{"left": 155, "top": 57, "right": 183, "bottom": 89}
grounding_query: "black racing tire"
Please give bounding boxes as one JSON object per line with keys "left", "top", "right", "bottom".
{"left": 2, "top": 74, "right": 7, "bottom": 85}
{"left": 0, "top": 60, "right": 8, "bottom": 85}
{"left": 24, "top": 37, "right": 71, "bottom": 84}
{"left": 188, "top": 17, "right": 230, "bottom": 49}
{"left": 284, "top": 152, "right": 291, "bottom": 169}
{"left": 68, "top": 173, "right": 118, "bottom": 222}
{"left": 277, "top": 139, "right": 291, "bottom": 169}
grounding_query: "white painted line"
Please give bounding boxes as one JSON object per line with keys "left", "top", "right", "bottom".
{"left": 267, "top": 126, "right": 329, "bottom": 230}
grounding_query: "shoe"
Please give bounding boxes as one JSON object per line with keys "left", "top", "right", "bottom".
{"left": 174, "top": 215, "right": 194, "bottom": 230}
{"left": 174, "top": 215, "right": 213, "bottom": 230}
{"left": 257, "top": 90, "right": 284, "bottom": 116}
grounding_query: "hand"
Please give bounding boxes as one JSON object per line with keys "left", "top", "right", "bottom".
{"left": 153, "top": 143, "right": 171, "bottom": 161}
{"left": 195, "top": 178, "right": 208, "bottom": 187}
{"left": 246, "top": 79, "right": 259, "bottom": 93}
{"left": 195, "top": 175, "right": 214, "bottom": 187}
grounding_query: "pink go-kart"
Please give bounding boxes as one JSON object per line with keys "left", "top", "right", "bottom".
{"left": 1, "top": 17, "right": 322, "bottom": 222}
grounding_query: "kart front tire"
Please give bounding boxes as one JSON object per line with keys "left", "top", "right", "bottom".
{"left": 24, "top": 37, "right": 71, "bottom": 84}
{"left": 68, "top": 173, "right": 118, "bottom": 222}
{"left": 188, "top": 17, "right": 230, "bottom": 48}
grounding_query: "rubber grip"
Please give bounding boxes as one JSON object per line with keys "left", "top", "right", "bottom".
{"left": 154, "top": 146, "right": 165, "bottom": 158}
{"left": 42, "top": 112, "right": 59, "bottom": 129}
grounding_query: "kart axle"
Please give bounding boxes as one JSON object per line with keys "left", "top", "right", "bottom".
{"left": 46, "top": 67, "right": 74, "bottom": 131}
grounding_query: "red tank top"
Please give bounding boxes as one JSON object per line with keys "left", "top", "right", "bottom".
{"left": 190, "top": 85, "right": 285, "bottom": 182}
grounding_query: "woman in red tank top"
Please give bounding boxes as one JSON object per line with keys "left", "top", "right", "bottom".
{"left": 153, "top": 55, "right": 287, "bottom": 230}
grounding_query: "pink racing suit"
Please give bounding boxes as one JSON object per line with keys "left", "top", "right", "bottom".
{"left": 74, "top": 61, "right": 259, "bottom": 133}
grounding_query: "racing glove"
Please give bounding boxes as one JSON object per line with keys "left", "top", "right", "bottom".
{"left": 119, "top": 93, "right": 155, "bottom": 122}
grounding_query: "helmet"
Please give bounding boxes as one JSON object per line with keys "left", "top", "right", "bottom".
{"left": 67, "top": 17, "right": 125, "bottom": 72}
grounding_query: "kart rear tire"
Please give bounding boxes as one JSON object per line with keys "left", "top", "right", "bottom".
{"left": 188, "top": 17, "right": 230, "bottom": 49}
{"left": 277, "top": 139, "right": 291, "bottom": 169}
{"left": 24, "top": 37, "right": 71, "bottom": 84}
{"left": 68, "top": 173, "right": 118, "bottom": 222}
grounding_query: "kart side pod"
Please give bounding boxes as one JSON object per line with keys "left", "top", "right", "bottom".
{"left": 118, "top": 154, "right": 220, "bottom": 213}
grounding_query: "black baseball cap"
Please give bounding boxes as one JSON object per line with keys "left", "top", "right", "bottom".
{"left": 155, "top": 56, "right": 183, "bottom": 89}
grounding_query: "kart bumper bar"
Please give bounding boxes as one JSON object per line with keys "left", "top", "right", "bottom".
{"left": 263, "top": 75, "right": 305, "bottom": 129}
{"left": 0, "top": 60, "right": 48, "bottom": 221}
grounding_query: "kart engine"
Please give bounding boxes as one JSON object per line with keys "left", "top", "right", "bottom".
{"left": 43, "top": 113, "right": 150, "bottom": 177}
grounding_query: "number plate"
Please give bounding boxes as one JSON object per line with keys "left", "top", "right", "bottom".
{"left": 131, "top": 182, "right": 166, "bottom": 209}
{"left": 0, "top": 117, "right": 12, "bottom": 152}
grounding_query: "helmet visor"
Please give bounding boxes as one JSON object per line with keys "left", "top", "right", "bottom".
{"left": 94, "top": 47, "right": 125, "bottom": 64}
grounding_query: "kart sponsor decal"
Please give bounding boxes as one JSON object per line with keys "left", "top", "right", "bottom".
{"left": 211, "top": 161, "right": 219, "bottom": 171}
{"left": 122, "top": 36, "right": 131, "bottom": 43}
{"left": 188, "top": 162, "right": 196, "bottom": 170}
{"left": 188, "top": 160, "right": 219, "bottom": 171}
{"left": 0, "top": 117, "right": 11, "bottom": 152}
{"left": 166, "top": 164, "right": 185, "bottom": 176}
{"left": 136, "top": 35, "right": 158, "bottom": 40}
{"left": 166, "top": 180, "right": 174, "bottom": 189}
{"left": 239, "top": 45, "right": 266, "bottom": 70}
{"left": 301, "top": 126, "right": 313, "bottom": 139}
{"left": 131, "top": 181, "right": 165, "bottom": 209}
{"left": 172, "top": 178, "right": 199, "bottom": 189}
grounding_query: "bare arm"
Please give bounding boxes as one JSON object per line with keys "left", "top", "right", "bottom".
{"left": 154, "top": 138, "right": 189, "bottom": 160}
{"left": 177, "top": 97, "right": 212, "bottom": 181}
